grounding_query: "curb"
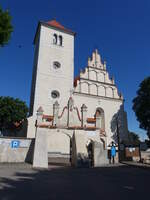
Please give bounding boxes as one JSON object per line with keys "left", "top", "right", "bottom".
{"left": 121, "top": 161, "right": 150, "bottom": 170}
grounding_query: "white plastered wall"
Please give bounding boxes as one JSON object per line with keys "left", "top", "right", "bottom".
{"left": 47, "top": 129, "right": 72, "bottom": 155}
{"left": 76, "top": 80, "right": 120, "bottom": 99}
{"left": 46, "top": 129, "right": 101, "bottom": 157}
{"left": 32, "top": 24, "right": 74, "bottom": 116}
{"left": 73, "top": 93, "right": 124, "bottom": 146}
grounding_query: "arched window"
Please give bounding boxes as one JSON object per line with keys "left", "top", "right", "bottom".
{"left": 81, "top": 82, "right": 89, "bottom": 94}
{"left": 98, "top": 85, "right": 106, "bottom": 96}
{"left": 53, "top": 61, "right": 61, "bottom": 69}
{"left": 59, "top": 35, "right": 63, "bottom": 46}
{"left": 90, "top": 84, "right": 97, "bottom": 95}
{"left": 89, "top": 70, "right": 97, "bottom": 81}
{"left": 106, "top": 87, "right": 113, "bottom": 98}
{"left": 53, "top": 34, "right": 57, "bottom": 44}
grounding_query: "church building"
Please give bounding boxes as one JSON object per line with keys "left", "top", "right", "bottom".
{"left": 27, "top": 19, "right": 128, "bottom": 168}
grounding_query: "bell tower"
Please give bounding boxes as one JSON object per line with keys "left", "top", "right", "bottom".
{"left": 29, "top": 20, "right": 75, "bottom": 116}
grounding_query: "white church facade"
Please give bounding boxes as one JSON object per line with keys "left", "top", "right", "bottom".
{"left": 27, "top": 20, "right": 128, "bottom": 168}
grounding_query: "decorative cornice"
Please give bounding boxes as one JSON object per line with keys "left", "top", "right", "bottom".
{"left": 87, "top": 66, "right": 106, "bottom": 72}
{"left": 74, "top": 107, "right": 81, "bottom": 121}
{"left": 73, "top": 91, "right": 123, "bottom": 102}
{"left": 58, "top": 106, "right": 67, "bottom": 119}
{"left": 80, "top": 77, "right": 116, "bottom": 87}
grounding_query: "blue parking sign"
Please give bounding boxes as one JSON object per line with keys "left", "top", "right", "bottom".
{"left": 11, "top": 140, "right": 20, "bottom": 148}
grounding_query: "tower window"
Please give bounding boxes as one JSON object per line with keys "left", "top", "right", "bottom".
{"left": 53, "top": 61, "right": 61, "bottom": 69}
{"left": 59, "top": 35, "right": 63, "bottom": 46}
{"left": 51, "top": 90, "right": 60, "bottom": 99}
{"left": 53, "top": 34, "right": 57, "bottom": 44}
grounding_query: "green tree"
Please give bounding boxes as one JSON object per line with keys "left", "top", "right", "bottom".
{"left": 128, "top": 131, "right": 140, "bottom": 145}
{"left": 0, "top": 6, "right": 13, "bottom": 46}
{"left": 122, "top": 131, "right": 140, "bottom": 146}
{"left": 133, "top": 77, "right": 150, "bottom": 138}
{"left": 0, "top": 97, "right": 28, "bottom": 135}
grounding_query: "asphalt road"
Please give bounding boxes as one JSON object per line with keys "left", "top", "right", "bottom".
{"left": 0, "top": 164, "right": 149, "bottom": 200}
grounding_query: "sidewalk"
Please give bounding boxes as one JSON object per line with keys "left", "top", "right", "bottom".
{"left": 0, "top": 162, "right": 32, "bottom": 169}
{"left": 1, "top": 162, "right": 149, "bottom": 170}
{"left": 122, "top": 161, "right": 150, "bottom": 169}
{"left": 0, "top": 162, "right": 124, "bottom": 169}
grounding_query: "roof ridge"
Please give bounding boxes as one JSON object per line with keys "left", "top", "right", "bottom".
{"left": 46, "top": 19, "right": 65, "bottom": 29}
{"left": 44, "top": 19, "right": 75, "bottom": 35}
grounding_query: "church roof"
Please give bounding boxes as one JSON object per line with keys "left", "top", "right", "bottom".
{"left": 74, "top": 75, "right": 80, "bottom": 87}
{"left": 34, "top": 19, "right": 75, "bottom": 44}
{"left": 37, "top": 106, "right": 44, "bottom": 113}
{"left": 46, "top": 20, "right": 66, "bottom": 30}
{"left": 44, "top": 19, "right": 76, "bottom": 35}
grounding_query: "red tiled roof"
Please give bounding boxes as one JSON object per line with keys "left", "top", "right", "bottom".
{"left": 42, "top": 115, "right": 53, "bottom": 119}
{"left": 87, "top": 118, "right": 96, "bottom": 123}
{"left": 74, "top": 76, "right": 80, "bottom": 87}
{"left": 37, "top": 106, "right": 44, "bottom": 113}
{"left": 85, "top": 127, "right": 96, "bottom": 130}
{"left": 47, "top": 20, "right": 65, "bottom": 30}
{"left": 42, "top": 115, "right": 53, "bottom": 122}
{"left": 46, "top": 19, "right": 75, "bottom": 35}
{"left": 37, "top": 124, "right": 56, "bottom": 129}
{"left": 34, "top": 19, "right": 75, "bottom": 44}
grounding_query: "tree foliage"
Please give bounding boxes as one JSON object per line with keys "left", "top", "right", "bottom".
{"left": 133, "top": 77, "right": 150, "bottom": 138}
{"left": 122, "top": 131, "right": 140, "bottom": 146}
{"left": 0, "top": 97, "right": 28, "bottom": 132}
{"left": 128, "top": 131, "right": 140, "bottom": 145}
{"left": 0, "top": 6, "right": 13, "bottom": 46}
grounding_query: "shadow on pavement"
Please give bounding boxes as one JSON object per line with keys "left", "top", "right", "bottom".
{"left": 0, "top": 165, "right": 150, "bottom": 200}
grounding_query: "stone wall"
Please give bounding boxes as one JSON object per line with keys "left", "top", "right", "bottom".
{"left": 93, "top": 141, "right": 109, "bottom": 166}
{"left": 0, "top": 137, "right": 34, "bottom": 163}
{"left": 141, "top": 150, "right": 150, "bottom": 164}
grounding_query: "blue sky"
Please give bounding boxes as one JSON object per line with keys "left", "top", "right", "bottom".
{"left": 0, "top": 0, "right": 150, "bottom": 140}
